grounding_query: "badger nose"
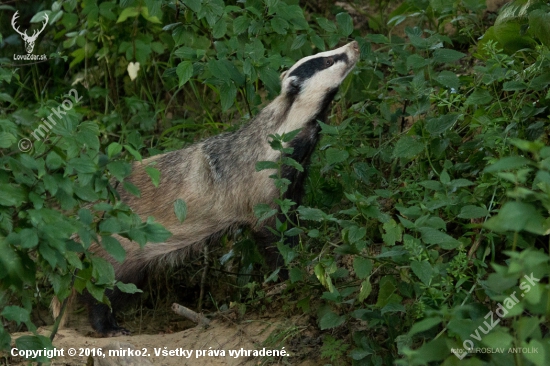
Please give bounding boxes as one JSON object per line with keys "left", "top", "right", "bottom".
{"left": 349, "top": 41, "right": 359, "bottom": 53}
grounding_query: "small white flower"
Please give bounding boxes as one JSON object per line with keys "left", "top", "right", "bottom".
{"left": 127, "top": 61, "right": 140, "bottom": 81}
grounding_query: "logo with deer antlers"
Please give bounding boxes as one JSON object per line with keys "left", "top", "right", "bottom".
{"left": 11, "top": 11, "right": 48, "bottom": 54}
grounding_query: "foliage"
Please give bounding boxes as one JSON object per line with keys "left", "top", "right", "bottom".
{"left": 1, "top": 0, "right": 550, "bottom": 365}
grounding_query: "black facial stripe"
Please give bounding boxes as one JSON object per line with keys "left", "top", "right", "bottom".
{"left": 288, "top": 52, "right": 349, "bottom": 81}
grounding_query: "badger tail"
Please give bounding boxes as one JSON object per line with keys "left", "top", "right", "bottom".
{"left": 50, "top": 288, "right": 77, "bottom": 330}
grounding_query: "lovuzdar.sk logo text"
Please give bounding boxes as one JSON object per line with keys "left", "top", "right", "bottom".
{"left": 11, "top": 11, "right": 48, "bottom": 61}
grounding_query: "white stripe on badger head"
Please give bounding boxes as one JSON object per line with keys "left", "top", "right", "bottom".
{"left": 285, "top": 42, "right": 355, "bottom": 76}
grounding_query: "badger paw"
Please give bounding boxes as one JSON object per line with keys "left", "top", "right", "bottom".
{"left": 101, "top": 326, "right": 131, "bottom": 338}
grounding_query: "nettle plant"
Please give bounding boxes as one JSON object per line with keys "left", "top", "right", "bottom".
{"left": 255, "top": 6, "right": 550, "bottom": 366}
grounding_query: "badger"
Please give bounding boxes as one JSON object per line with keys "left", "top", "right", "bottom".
{"left": 53, "top": 41, "right": 360, "bottom": 337}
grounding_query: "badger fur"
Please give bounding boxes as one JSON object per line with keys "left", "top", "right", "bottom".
{"left": 53, "top": 41, "right": 360, "bottom": 336}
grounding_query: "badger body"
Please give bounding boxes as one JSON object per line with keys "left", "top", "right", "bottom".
{"left": 65, "top": 41, "right": 359, "bottom": 336}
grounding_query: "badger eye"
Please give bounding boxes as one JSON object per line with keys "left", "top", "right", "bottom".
{"left": 325, "top": 58, "right": 334, "bottom": 67}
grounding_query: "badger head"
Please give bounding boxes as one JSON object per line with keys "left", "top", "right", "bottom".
{"left": 280, "top": 41, "right": 360, "bottom": 103}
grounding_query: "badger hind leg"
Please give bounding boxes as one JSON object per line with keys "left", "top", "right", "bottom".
{"left": 83, "top": 265, "right": 147, "bottom": 337}
{"left": 85, "top": 289, "right": 131, "bottom": 337}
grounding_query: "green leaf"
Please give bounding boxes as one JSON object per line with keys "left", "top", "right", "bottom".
{"left": 458, "top": 205, "right": 489, "bottom": 219}
{"left": 358, "top": 278, "right": 372, "bottom": 302}
{"left": 116, "top": 281, "right": 143, "bottom": 294}
{"left": 123, "top": 181, "right": 141, "bottom": 197}
{"left": 411, "top": 260, "right": 432, "bottom": 285}
{"left": 145, "top": 166, "right": 161, "bottom": 187}
{"left": 289, "top": 267, "right": 304, "bottom": 283}
{"left": 0, "top": 132, "right": 16, "bottom": 148}
{"left": 353, "top": 257, "right": 372, "bottom": 279}
{"left": 316, "top": 17, "right": 337, "bottom": 33}
{"left": 319, "top": 310, "right": 346, "bottom": 330}
{"left": 256, "top": 161, "right": 279, "bottom": 171}
{"left": 176, "top": 61, "right": 194, "bottom": 87}
{"left": 393, "top": 136, "right": 424, "bottom": 159}
{"left": 100, "top": 235, "right": 126, "bottom": 263}
{"left": 174, "top": 199, "right": 187, "bottom": 223}
{"left": 91, "top": 256, "right": 115, "bottom": 285}
{"left": 143, "top": 221, "right": 172, "bottom": 242}
{"left": 0, "top": 183, "right": 26, "bottom": 207}
{"left": 99, "top": 218, "right": 121, "bottom": 234}
{"left": 107, "top": 142, "right": 122, "bottom": 158}
{"left": 426, "top": 113, "right": 460, "bottom": 135}
{"left": 529, "top": 9, "right": 550, "bottom": 47}
{"left": 183, "top": 0, "right": 201, "bottom": 12}
{"left": 291, "top": 34, "right": 307, "bottom": 50}
{"left": 485, "top": 201, "right": 548, "bottom": 235}
{"left": 117, "top": 7, "right": 139, "bottom": 23}
{"left": 220, "top": 82, "right": 237, "bottom": 111}
{"left": 107, "top": 161, "right": 132, "bottom": 182}
{"left": 1, "top": 306, "right": 30, "bottom": 325}
{"left": 465, "top": 89, "right": 493, "bottom": 106}
{"left": 347, "top": 225, "right": 366, "bottom": 244}
{"left": 382, "top": 219, "right": 402, "bottom": 246}
{"left": 233, "top": 15, "right": 250, "bottom": 35}
{"left": 336, "top": 12, "right": 353, "bottom": 36}
{"left": 381, "top": 302, "right": 405, "bottom": 314}
{"left": 212, "top": 17, "right": 227, "bottom": 38}
{"left": 19, "top": 229, "right": 38, "bottom": 249}
{"left": 432, "top": 49, "right": 466, "bottom": 63}
{"left": 15, "top": 335, "right": 52, "bottom": 361}
{"left": 408, "top": 317, "right": 442, "bottom": 336}
{"left": 254, "top": 203, "right": 277, "bottom": 223}
{"left": 271, "top": 16, "right": 288, "bottom": 35}
{"left": 68, "top": 157, "right": 96, "bottom": 174}
{"left": 326, "top": 148, "right": 349, "bottom": 165}
{"left": 418, "top": 227, "right": 460, "bottom": 249}
{"left": 484, "top": 156, "right": 531, "bottom": 173}
{"left": 298, "top": 206, "right": 326, "bottom": 221}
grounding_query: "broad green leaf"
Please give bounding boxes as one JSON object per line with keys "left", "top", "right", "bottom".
{"left": 419, "top": 227, "right": 460, "bottom": 249}
{"left": 382, "top": 219, "right": 402, "bottom": 246}
{"left": 176, "top": 61, "right": 193, "bottom": 87}
{"left": 117, "top": 7, "right": 139, "bottom": 23}
{"left": 298, "top": 206, "right": 326, "bottom": 221}
{"left": 336, "top": 12, "right": 353, "bottom": 36}
{"left": 408, "top": 317, "right": 442, "bottom": 336}
{"left": 0, "top": 132, "right": 16, "bottom": 148}
{"left": 145, "top": 166, "right": 161, "bottom": 187}
{"left": 358, "top": 278, "right": 372, "bottom": 302}
{"left": 458, "top": 205, "right": 489, "bottom": 219}
{"left": 485, "top": 201, "right": 548, "bottom": 235}
{"left": 319, "top": 310, "right": 346, "bottom": 330}
{"left": 411, "top": 260, "right": 432, "bottom": 285}
{"left": 465, "top": 89, "right": 492, "bottom": 106}
{"left": 326, "top": 148, "right": 349, "bottom": 165}
{"left": 353, "top": 257, "right": 372, "bottom": 279}
{"left": 393, "top": 136, "right": 424, "bottom": 159}
{"left": 426, "top": 113, "right": 460, "bottom": 135}
{"left": 432, "top": 49, "right": 466, "bottom": 63}
{"left": 116, "top": 281, "right": 143, "bottom": 294}
{"left": 174, "top": 199, "right": 187, "bottom": 223}
{"left": 484, "top": 156, "right": 531, "bottom": 173}
{"left": 1, "top": 306, "right": 30, "bottom": 324}
{"left": 100, "top": 235, "right": 126, "bottom": 263}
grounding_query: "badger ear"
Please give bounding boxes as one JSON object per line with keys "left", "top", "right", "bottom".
{"left": 279, "top": 70, "right": 288, "bottom": 81}
{"left": 281, "top": 75, "right": 300, "bottom": 96}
